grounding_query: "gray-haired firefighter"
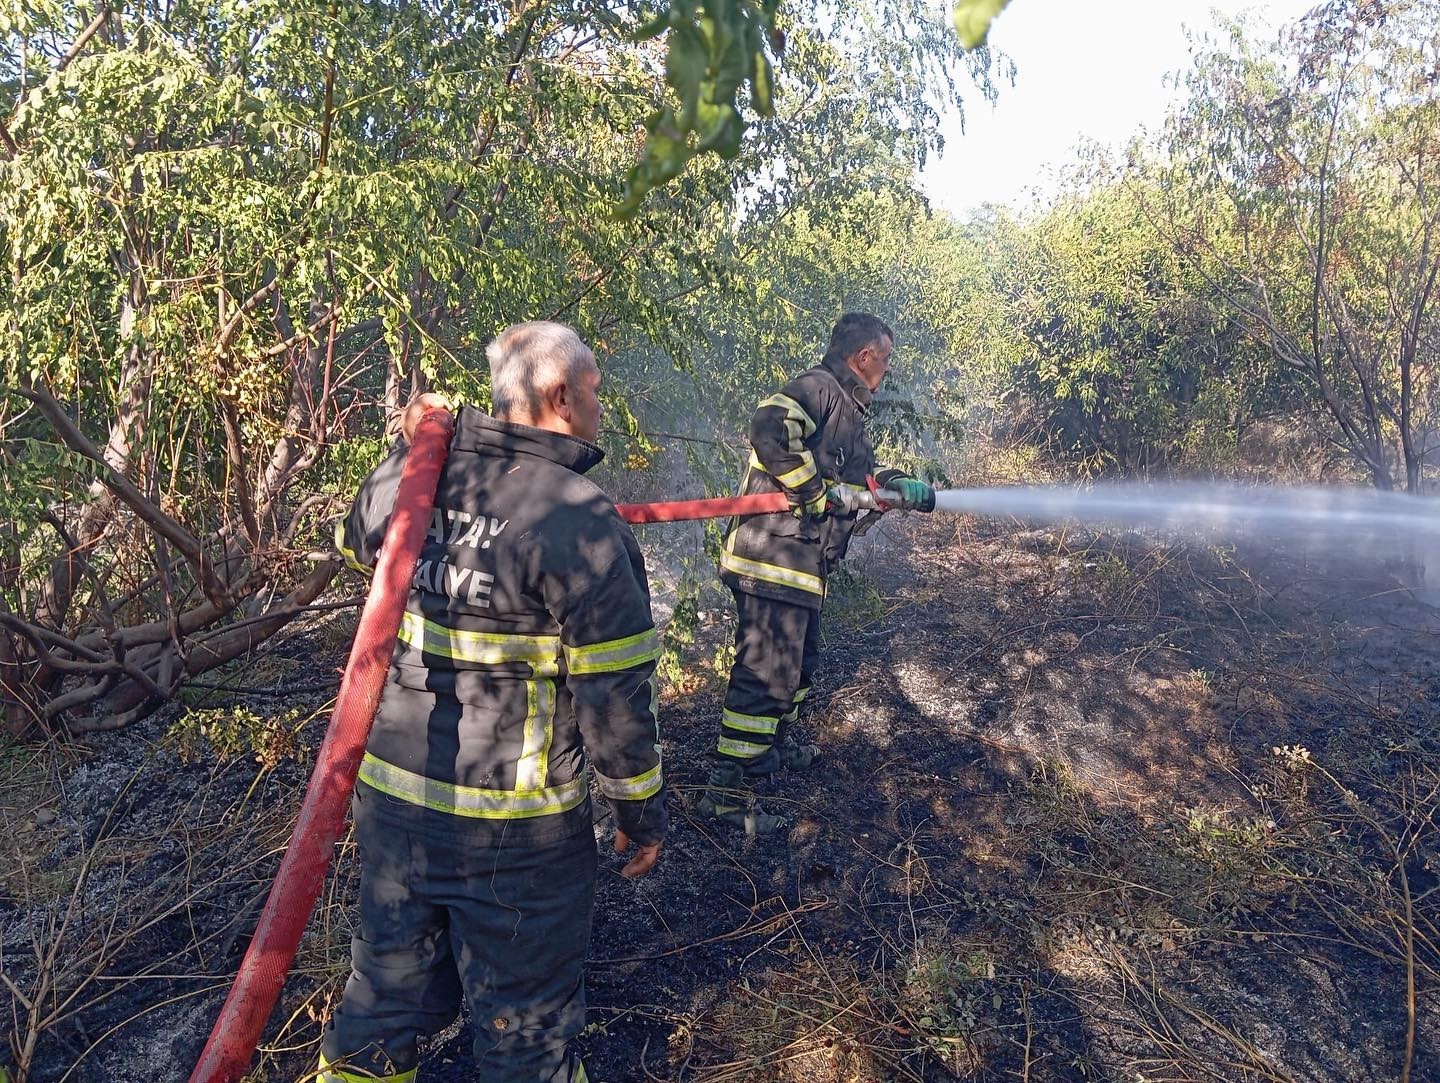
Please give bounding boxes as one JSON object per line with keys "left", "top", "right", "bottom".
{"left": 699, "top": 312, "right": 935, "bottom": 832}
{"left": 320, "top": 321, "right": 666, "bottom": 1083}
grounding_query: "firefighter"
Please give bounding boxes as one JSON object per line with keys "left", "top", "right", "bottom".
{"left": 699, "top": 313, "right": 934, "bottom": 832}
{"left": 320, "top": 321, "right": 666, "bottom": 1083}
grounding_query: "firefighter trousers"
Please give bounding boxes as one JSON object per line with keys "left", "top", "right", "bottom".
{"left": 716, "top": 588, "right": 821, "bottom": 774}
{"left": 319, "top": 783, "right": 596, "bottom": 1083}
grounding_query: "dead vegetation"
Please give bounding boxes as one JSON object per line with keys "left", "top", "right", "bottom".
{"left": 2, "top": 514, "right": 1437, "bottom": 1082}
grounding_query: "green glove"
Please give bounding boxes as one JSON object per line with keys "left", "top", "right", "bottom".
{"left": 791, "top": 490, "right": 829, "bottom": 520}
{"left": 887, "top": 476, "right": 935, "bottom": 512}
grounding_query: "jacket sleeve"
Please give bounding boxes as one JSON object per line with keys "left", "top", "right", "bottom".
{"left": 334, "top": 444, "right": 409, "bottom": 576}
{"left": 543, "top": 521, "right": 667, "bottom": 846}
{"left": 748, "top": 375, "right": 831, "bottom": 508}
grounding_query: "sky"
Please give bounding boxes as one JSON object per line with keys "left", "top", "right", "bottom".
{"left": 919, "top": 0, "right": 1319, "bottom": 218}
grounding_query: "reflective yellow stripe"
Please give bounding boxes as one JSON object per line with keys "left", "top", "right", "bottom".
{"left": 398, "top": 611, "right": 561, "bottom": 675}
{"left": 718, "top": 735, "right": 771, "bottom": 758}
{"left": 748, "top": 450, "right": 818, "bottom": 491}
{"left": 594, "top": 759, "right": 663, "bottom": 800}
{"left": 757, "top": 393, "right": 817, "bottom": 441}
{"left": 318, "top": 1053, "right": 416, "bottom": 1083}
{"left": 574, "top": 1062, "right": 589, "bottom": 1083}
{"left": 719, "top": 550, "right": 824, "bottom": 595}
{"left": 514, "top": 679, "right": 556, "bottom": 792}
{"left": 564, "top": 628, "right": 661, "bottom": 675}
{"left": 334, "top": 521, "right": 373, "bottom": 576}
{"left": 722, "top": 707, "right": 780, "bottom": 735}
{"left": 780, "top": 687, "right": 809, "bottom": 725}
{"left": 359, "top": 753, "right": 587, "bottom": 819}
{"left": 775, "top": 456, "right": 818, "bottom": 489}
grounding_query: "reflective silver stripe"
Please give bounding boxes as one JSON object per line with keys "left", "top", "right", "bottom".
{"left": 594, "top": 759, "right": 663, "bottom": 800}
{"left": 717, "top": 735, "right": 770, "bottom": 758}
{"left": 359, "top": 753, "right": 587, "bottom": 819}
{"left": 514, "top": 679, "right": 556, "bottom": 792}
{"left": 334, "top": 521, "right": 372, "bottom": 576}
{"left": 398, "top": 611, "right": 561, "bottom": 675}
{"left": 564, "top": 629, "right": 661, "bottom": 675}
{"left": 722, "top": 708, "right": 780, "bottom": 735}
{"left": 719, "top": 550, "right": 824, "bottom": 595}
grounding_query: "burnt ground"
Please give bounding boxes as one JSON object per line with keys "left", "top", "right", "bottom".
{"left": 3, "top": 512, "right": 1439, "bottom": 1082}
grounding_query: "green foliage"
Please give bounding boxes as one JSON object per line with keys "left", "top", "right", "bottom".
{"left": 1144, "top": 0, "right": 1440, "bottom": 490}
{"left": 945, "top": 184, "right": 1289, "bottom": 476}
{"left": 167, "top": 704, "right": 304, "bottom": 768}
{"left": 0, "top": 1, "right": 998, "bottom": 729}
{"left": 656, "top": 580, "right": 701, "bottom": 687}
{"left": 951, "top": 0, "right": 1013, "bottom": 49}
{"left": 621, "top": 0, "right": 782, "bottom": 216}
{"left": 904, "top": 947, "right": 998, "bottom": 1052}
{"left": 822, "top": 565, "right": 885, "bottom": 631}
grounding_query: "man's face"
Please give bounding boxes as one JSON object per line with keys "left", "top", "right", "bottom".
{"left": 850, "top": 335, "right": 893, "bottom": 392}
{"left": 568, "top": 354, "right": 603, "bottom": 442}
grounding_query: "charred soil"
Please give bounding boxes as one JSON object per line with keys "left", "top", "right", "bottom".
{"left": 4, "top": 513, "right": 1437, "bottom": 1082}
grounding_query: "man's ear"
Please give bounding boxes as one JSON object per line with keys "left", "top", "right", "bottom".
{"left": 548, "top": 379, "right": 573, "bottom": 423}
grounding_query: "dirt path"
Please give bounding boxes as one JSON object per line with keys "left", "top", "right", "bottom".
{"left": 5, "top": 514, "right": 1437, "bottom": 1081}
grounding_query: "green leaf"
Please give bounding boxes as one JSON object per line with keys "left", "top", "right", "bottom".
{"left": 951, "top": 0, "right": 1012, "bottom": 49}
{"left": 667, "top": 25, "right": 708, "bottom": 129}
{"left": 751, "top": 51, "right": 774, "bottom": 118}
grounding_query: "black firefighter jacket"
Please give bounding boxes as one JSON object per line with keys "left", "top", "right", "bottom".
{"left": 336, "top": 407, "right": 667, "bottom": 847}
{"left": 720, "top": 354, "right": 889, "bottom": 610}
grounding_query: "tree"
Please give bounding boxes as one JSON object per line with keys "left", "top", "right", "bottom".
{"left": 977, "top": 181, "right": 1287, "bottom": 474}
{"left": 0, "top": 1, "right": 999, "bottom": 734}
{"left": 1146, "top": 0, "right": 1440, "bottom": 492}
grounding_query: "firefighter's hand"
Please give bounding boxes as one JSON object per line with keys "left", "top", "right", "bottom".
{"left": 887, "top": 476, "right": 936, "bottom": 512}
{"left": 402, "top": 392, "right": 454, "bottom": 443}
{"left": 613, "top": 829, "right": 663, "bottom": 878}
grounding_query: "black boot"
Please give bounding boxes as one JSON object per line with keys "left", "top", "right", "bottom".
{"left": 696, "top": 761, "right": 786, "bottom": 834}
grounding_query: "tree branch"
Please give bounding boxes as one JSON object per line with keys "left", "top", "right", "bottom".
{"left": 16, "top": 383, "right": 228, "bottom": 603}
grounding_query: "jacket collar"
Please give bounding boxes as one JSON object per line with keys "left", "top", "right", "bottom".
{"left": 821, "top": 354, "right": 873, "bottom": 411}
{"left": 451, "top": 406, "right": 605, "bottom": 475}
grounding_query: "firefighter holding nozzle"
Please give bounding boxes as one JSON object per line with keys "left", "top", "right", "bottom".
{"left": 699, "top": 312, "right": 936, "bottom": 833}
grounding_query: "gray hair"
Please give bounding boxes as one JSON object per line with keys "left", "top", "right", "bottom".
{"left": 485, "top": 321, "right": 594, "bottom": 421}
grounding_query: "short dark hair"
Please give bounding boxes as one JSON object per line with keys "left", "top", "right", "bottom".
{"left": 822, "top": 312, "right": 894, "bottom": 368}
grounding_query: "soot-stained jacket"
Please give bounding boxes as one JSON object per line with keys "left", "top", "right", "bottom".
{"left": 720, "top": 354, "right": 892, "bottom": 609}
{"left": 336, "top": 407, "right": 667, "bottom": 846}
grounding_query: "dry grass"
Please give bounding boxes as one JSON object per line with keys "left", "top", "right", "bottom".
{"left": 0, "top": 719, "right": 352, "bottom": 1082}
{"left": 665, "top": 517, "right": 1438, "bottom": 1082}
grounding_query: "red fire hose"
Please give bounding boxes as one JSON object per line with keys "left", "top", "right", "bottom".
{"left": 190, "top": 431, "right": 850, "bottom": 1080}
{"left": 616, "top": 490, "right": 790, "bottom": 523}
{"left": 616, "top": 478, "right": 894, "bottom": 523}
{"left": 189, "top": 409, "right": 454, "bottom": 1083}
